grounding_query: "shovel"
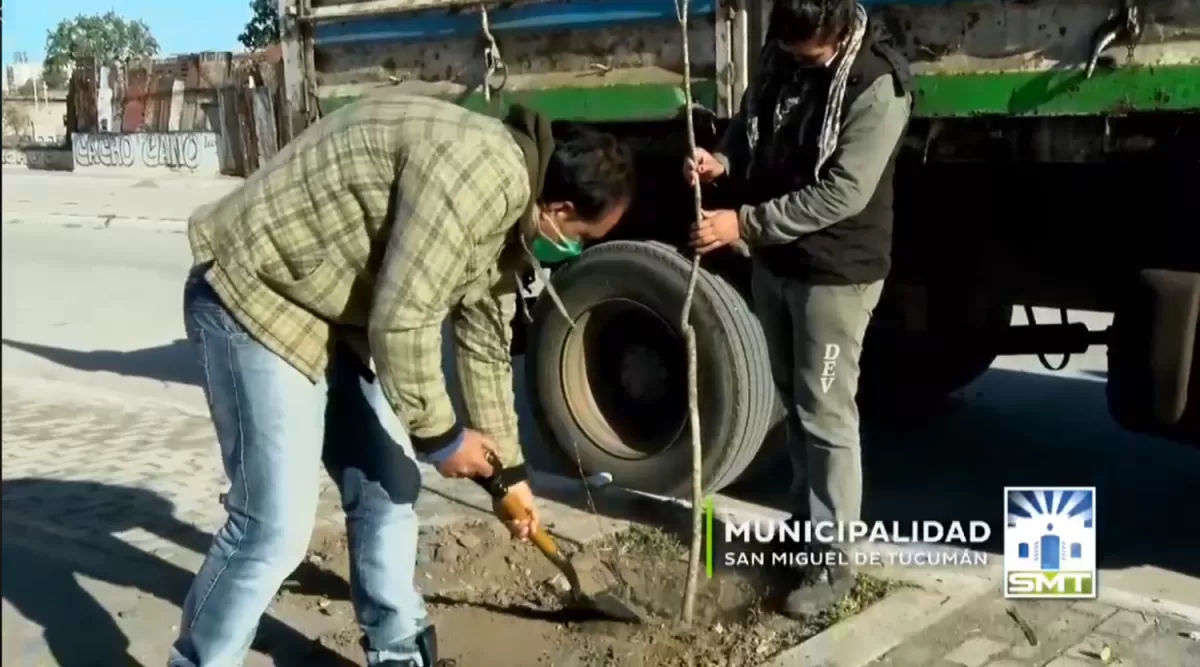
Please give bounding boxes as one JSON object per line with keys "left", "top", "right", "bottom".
{"left": 472, "top": 454, "right": 646, "bottom": 624}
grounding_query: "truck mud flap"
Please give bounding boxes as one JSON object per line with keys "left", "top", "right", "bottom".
{"left": 1107, "top": 269, "right": 1200, "bottom": 442}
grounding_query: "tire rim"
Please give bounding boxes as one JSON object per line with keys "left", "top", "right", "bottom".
{"left": 559, "top": 298, "right": 689, "bottom": 460}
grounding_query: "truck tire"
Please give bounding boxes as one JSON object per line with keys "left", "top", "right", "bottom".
{"left": 1107, "top": 269, "right": 1200, "bottom": 442}
{"left": 525, "top": 241, "right": 776, "bottom": 497}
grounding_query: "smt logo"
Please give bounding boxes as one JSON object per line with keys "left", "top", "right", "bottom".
{"left": 1003, "top": 487, "right": 1097, "bottom": 599}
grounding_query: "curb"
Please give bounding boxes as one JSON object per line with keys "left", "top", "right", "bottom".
{"left": 1099, "top": 586, "right": 1200, "bottom": 627}
{"left": 765, "top": 570, "right": 994, "bottom": 667}
{"left": 2, "top": 213, "right": 189, "bottom": 233}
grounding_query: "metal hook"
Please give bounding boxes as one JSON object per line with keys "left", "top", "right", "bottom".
{"left": 1086, "top": 4, "right": 1142, "bottom": 79}
{"left": 479, "top": 5, "right": 508, "bottom": 102}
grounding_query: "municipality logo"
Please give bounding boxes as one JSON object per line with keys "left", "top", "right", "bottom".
{"left": 1004, "top": 487, "right": 1096, "bottom": 599}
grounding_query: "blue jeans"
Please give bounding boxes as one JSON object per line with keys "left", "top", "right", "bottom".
{"left": 170, "top": 268, "right": 428, "bottom": 666}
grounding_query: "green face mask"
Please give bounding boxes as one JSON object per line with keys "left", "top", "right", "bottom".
{"left": 530, "top": 234, "right": 582, "bottom": 263}
{"left": 529, "top": 215, "right": 583, "bottom": 263}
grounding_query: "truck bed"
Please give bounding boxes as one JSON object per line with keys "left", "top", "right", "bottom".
{"left": 292, "top": 0, "right": 1200, "bottom": 120}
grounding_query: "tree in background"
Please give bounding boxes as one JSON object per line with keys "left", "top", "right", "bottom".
{"left": 3, "top": 102, "right": 33, "bottom": 137}
{"left": 41, "top": 68, "right": 69, "bottom": 90}
{"left": 239, "top": 0, "right": 281, "bottom": 51}
{"left": 43, "top": 11, "right": 160, "bottom": 80}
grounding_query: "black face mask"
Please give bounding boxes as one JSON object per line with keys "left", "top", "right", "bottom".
{"left": 776, "top": 45, "right": 828, "bottom": 69}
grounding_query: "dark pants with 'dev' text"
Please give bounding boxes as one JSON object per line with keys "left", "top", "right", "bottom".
{"left": 750, "top": 260, "right": 884, "bottom": 549}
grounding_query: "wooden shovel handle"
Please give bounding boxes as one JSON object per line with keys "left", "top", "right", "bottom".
{"left": 497, "top": 491, "right": 560, "bottom": 557}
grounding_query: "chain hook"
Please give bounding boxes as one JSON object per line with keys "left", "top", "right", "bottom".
{"left": 479, "top": 5, "right": 508, "bottom": 103}
{"left": 1086, "top": 2, "right": 1142, "bottom": 79}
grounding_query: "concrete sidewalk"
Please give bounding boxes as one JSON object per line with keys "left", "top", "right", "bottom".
{"left": 870, "top": 590, "right": 1199, "bottom": 667}
{"left": 1, "top": 170, "right": 241, "bottom": 228}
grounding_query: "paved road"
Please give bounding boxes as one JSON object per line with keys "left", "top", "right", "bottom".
{"left": 3, "top": 177, "right": 1199, "bottom": 618}
{"left": 1, "top": 169, "right": 240, "bottom": 225}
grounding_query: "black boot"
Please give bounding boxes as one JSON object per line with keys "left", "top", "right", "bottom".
{"left": 781, "top": 547, "right": 855, "bottom": 619}
{"left": 767, "top": 512, "right": 812, "bottom": 571}
{"left": 365, "top": 625, "right": 441, "bottom": 667}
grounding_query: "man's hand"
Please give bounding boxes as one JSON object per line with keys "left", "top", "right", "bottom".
{"left": 434, "top": 429, "right": 498, "bottom": 478}
{"left": 691, "top": 208, "right": 742, "bottom": 254}
{"left": 684, "top": 148, "right": 726, "bottom": 187}
{"left": 494, "top": 480, "right": 540, "bottom": 541}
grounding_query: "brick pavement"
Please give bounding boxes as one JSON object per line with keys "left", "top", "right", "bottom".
{"left": 3, "top": 385, "right": 242, "bottom": 557}
{"left": 0, "top": 380, "right": 626, "bottom": 562}
{"left": 0, "top": 380, "right": 634, "bottom": 666}
{"left": 871, "top": 590, "right": 1199, "bottom": 667}
{"left": 0, "top": 382, "right": 494, "bottom": 567}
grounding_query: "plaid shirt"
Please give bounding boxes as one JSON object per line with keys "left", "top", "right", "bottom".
{"left": 189, "top": 93, "right": 531, "bottom": 466}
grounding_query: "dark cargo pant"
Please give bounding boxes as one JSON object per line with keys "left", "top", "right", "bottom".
{"left": 751, "top": 260, "right": 884, "bottom": 540}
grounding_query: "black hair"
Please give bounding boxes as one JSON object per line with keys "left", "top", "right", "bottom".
{"left": 768, "top": 0, "right": 857, "bottom": 44}
{"left": 542, "top": 122, "right": 635, "bottom": 222}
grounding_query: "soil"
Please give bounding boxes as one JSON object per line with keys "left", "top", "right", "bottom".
{"left": 273, "top": 520, "right": 900, "bottom": 667}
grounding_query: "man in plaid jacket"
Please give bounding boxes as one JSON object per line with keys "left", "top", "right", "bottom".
{"left": 170, "top": 93, "right": 633, "bottom": 667}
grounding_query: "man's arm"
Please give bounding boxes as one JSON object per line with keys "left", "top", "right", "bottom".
{"left": 738, "top": 75, "right": 911, "bottom": 246}
{"left": 451, "top": 279, "right": 523, "bottom": 468}
{"left": 369, "top": 140, "right": 512, "bottom": 458}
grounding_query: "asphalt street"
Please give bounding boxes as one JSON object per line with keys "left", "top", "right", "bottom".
{"left": 3, "top": 178, "right": 1198, "bottom": 615}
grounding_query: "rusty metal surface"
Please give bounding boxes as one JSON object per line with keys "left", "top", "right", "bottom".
{"left": 308, "top": 0, "right": 557, "bottom": 20}
{"left": 217, "top": 87, "right": 246, "bottom": 175}
{"left": 315, "top": 21, "right": 715, "bottom": 98}
{"left": 119, "top": 68, "right": 150, "bottom": 133}
{"left": 251, "top": 86, "right": 279, "bottom": 167}
{"left": 306, "top": 0, "right": 1198, "bottom": 106}
{"left": 236, "top": 76, "right": 261, "bottom": 175}
{"left": 68, "top": 60, "right": 99, "bottom": 133}
{"left": 63, "top": 52, "right": 285, "bottom": 177}
{"left": 876, "top": 0, "right": 1200, "bottom": 75}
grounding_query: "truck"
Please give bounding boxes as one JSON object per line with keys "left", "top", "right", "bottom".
{"left": 278, "top": 0, "right": 1200, "bottom": 496}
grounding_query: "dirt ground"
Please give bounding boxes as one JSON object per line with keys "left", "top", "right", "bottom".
{"left": 273, "top": 520, "right": 901, "bottom": 667}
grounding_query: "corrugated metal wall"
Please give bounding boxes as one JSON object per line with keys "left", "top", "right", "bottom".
{"left": 68, "top": 52, "right": 286, "bottom": 177}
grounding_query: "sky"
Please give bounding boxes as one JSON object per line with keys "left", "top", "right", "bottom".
{"left": 2, "top": 0, "right": 253, "bottom": 67}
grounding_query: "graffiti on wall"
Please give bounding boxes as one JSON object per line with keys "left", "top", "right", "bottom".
{"left": 71, "top": 132, "right": 220, "bottom": 173}
{"left": 1, "top": 147, "right": 74, "bottom": 170}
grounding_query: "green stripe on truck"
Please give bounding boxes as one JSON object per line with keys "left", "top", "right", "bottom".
{"left": 916, "top": 64, "right": 1200, "bottom": 117}
{"left": 320, "top": 82, "right": 717, "bottom": 122}
{"left": 319, "top": 64, "right": 1200, "bottom": 121}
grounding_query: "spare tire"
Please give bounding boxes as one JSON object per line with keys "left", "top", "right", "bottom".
{"left": 525, "top": 241, "right": 776, "bottom": 497}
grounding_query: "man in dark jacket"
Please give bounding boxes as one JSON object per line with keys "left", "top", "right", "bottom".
{"left": 686, "top": 0, "right": 912, "bottom": 617}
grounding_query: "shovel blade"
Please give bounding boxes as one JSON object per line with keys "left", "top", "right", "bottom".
{"left": 586, "top": 592, "right": 648, "bottom": 624}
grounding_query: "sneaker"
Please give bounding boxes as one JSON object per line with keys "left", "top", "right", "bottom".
{"left": 781, "top": 548, "right": 855, "bottom": 619}
{"left": 363, "top": 624, "right": 441, "bottom": 667}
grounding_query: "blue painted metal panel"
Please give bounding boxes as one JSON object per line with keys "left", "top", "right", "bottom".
{"left": 314, "top": 0, "right": 717, "bottom": 47}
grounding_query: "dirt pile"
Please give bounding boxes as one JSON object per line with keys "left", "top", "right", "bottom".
{"left": 275, "top": 521, "right": 901, "bottom": 667}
